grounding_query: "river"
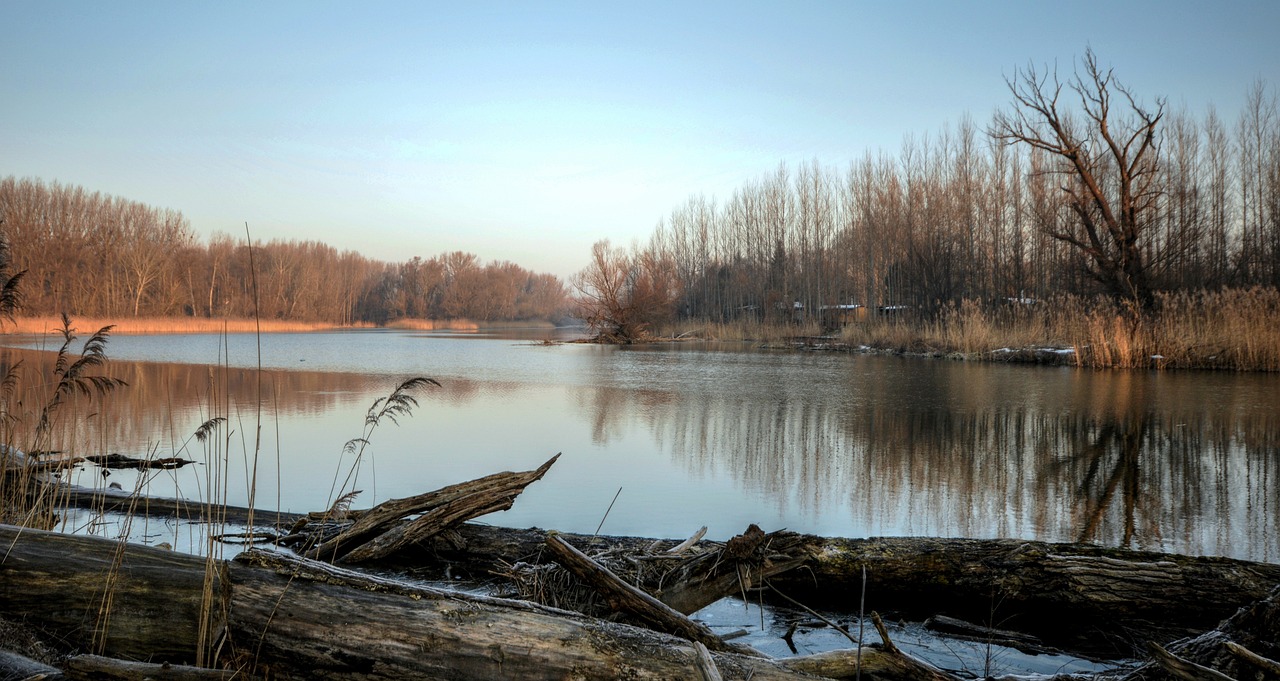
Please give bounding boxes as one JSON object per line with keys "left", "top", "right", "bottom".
{"left": 4, "top": 327, "right": 1277, "bottom": 563}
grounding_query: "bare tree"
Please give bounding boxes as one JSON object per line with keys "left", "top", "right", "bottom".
{"left": 991, "top": 48, "right": 1165, "bottom": 305}
{"left": 572, "top": 240, "right": 676, "bottom": 343}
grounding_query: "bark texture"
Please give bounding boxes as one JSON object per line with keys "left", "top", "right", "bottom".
{"left": 402, "top": 526, "right": 1280, "bottom": 658}
{"left": 0, "top": 524, "right": 829, "bottom": 680}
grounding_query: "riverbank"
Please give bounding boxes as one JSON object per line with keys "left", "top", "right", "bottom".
{"left": 2, "top": 315, "right": 558, "bottom": 336}
{"left": 658, "top": 287, "right": 1280, "bottom": 372}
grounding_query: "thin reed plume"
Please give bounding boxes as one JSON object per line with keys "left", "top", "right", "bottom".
{"left": 325, "top": 376, "right": 440, "bottom": 513}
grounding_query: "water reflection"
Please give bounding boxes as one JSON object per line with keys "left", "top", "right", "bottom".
{"left": 3, "top": 339, "right": 1276, "bottom": 562}
{"left": 579, "top": 351, "right": 1278, "bottom": 561}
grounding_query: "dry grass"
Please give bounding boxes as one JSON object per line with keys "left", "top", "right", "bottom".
{"left": 659, "top": 319, "right": 824, "bottom": 344}
{"left": 4, "top": 315, "right": 368, "bottom": 336}
{"left": 654, "top": 288, "right": 1280, "bottom": 372}
{"left": 6, "top": 315, "right": 561, "bottom": 336}
{"left": 384, "top": 318, "right": 556, "bottom": 331}
{"left": 832, "top": 287, "right": 1280, "bottom": 371}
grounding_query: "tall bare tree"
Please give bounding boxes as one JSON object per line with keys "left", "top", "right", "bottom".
{"left": 991, "top": 48, "right": 1165, "bottom": 305}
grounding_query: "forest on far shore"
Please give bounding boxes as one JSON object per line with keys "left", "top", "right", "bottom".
{"left": 0, "top": 175, "right": 571, "bottom": 325}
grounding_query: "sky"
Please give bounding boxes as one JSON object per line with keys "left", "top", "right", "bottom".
{"left": 3, "top": 1, "right": 1278, "bottom": 281}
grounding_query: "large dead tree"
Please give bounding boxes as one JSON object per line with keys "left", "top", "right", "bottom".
{"left": 991, "top": 48, "right": 1166, "bottom": 306}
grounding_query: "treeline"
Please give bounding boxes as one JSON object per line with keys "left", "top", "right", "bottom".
{"left": 618, "top": 80, "right": 1280, "bottom": 325}
{"left": 0, "top": 176, "right": 570, "bottom": 324}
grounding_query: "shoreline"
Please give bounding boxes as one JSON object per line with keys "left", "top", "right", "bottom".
{"left": 1, "top": 315, "right": 559, "bottom": 336}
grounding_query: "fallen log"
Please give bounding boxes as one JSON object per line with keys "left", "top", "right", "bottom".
{"left": 653, "top": 524, "right": 817, "bottom": 615}
{"left": 544, "top": 532, "right": 741, "bottom": 653}
{"left": 34, "top": 485, "right": 1280, "bottom": 662}
{"left": 507, "top": 523, "right": 818, "bottom": 621}
{"left": 1125, "top": 584, "right": 1280, "bottom": 681}
{"left": 82, "top": 453, "right": 199, "bottom": 471}
{"left": 301, "top": 453, "right": 559, "bottom": 562}
{"left": 923, "top": 614, "right": 1056, "bottom": 656}
{"left": 62, "top": 654, "right": 240, "bottom": 680}
{"left": 771, "top": 537, "right": 1280, "bottom": 659}
{"left": 42, "top": 483, "right": 306, "bottom": 529}
{"left": 0, "top": 524, "right": 837, "bottom": 680}
{"left": 0, "top": 648, "right": 64, "bottom": 680}
{"left": 395, "top": 525, "right": 1280, "bottom": 659}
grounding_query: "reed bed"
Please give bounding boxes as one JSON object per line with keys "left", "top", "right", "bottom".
{"left": 384, "top": 318, "right": 556, "bottom": 331}
{"left": 659, "top": 287, "right": 1280, "bottom": 372}
{"left": 3, "top": 316, "right": 367, "bottom": 336}
{"left": 837, "top": 288, "right": 1280, "bottom": 371}
{"left": 660, "top": 319, "right": 824, "bottom": 344}
{"left": 0, "top": 314, "right": 256, "bottom": 666}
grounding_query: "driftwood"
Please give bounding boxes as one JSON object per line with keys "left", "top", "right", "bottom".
{"left": 23, "top": 478, "right": 1280, "bottom": 674}
{"left": 508, "top": 523, "right": 819, "bottom": 623}
{"left": 1123, "top": 584, "right": 1280, "bottom": 681}
{"left": 22, "top": 453, "right": 198, "bottom": 474}
{"left": 544, "top": 532, "right": 742, "bottom": 653}
{"left": 43, "top": 483, "right": 305, "bottom": 528}
{"left": 0, "top": 648, "right": 64, "bottom": 680}
{"left": 410, "top": 525, "right": 1280, "bottom": 659}
{"left": 655, "top": 524, "right": 818, "bottom": 615}
{"left": 0, "top": 524, "right": 835, "bottom": 681}
{"left": 768, "top": 613, "right": 963, "bottom": 681}
{"left": 62, "top": 654, "right": 241, "bottom": 680}
{"left": 35, "top": 474, "right": 1280, "bottom": 665}
{"left": 1146, "top": 644, "right": 1237, "bottom": 681}
{"left": 299, "top": 453, "right": 559, "bottom": 563}
{"left": 922, "top": 615, "right": 1055, "bottom": 655}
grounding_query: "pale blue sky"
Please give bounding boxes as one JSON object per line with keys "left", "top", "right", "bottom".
{"left": 3, "top": 1, "right": 1277, "bottom": 279}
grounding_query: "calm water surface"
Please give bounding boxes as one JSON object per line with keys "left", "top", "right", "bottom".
{"left": 6, "top": 328, "right": 1278, "bottom": 562}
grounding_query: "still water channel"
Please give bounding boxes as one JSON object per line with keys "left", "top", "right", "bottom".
{"left": 5, "top": 328, "right": 1278, "bottom": 562}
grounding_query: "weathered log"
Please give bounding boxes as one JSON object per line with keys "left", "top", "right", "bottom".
{"left": 82, "top": 454, "right": 198, "bottom": 471}
{"left": 544, "top": 533, "right": 739, "bottom": 653}
{"left": 514, "top": 524, "right": 817, "bottom": 621}
{"left": 0, "top": 648, "right": 64, "bottom": 680}
{"left": 62, "top": 654, "right": 240, "bottom": 680}
{"left": 303, "top": 453, "right": 559, "bottom": 562}
{"left": 1146, "top": 643, "right": 1237, "bottom": 681}
{"left": 1224, "top": 641, "right": 1280, "bottom": 677}
{"left": 654, "top": 525, "right": 818, "bottom": 616}
{"left": 44, "top": 483, "right": 305, "bottom": 529}
{"left": 1125, "top": 584, "right": 1280, "bottom": 681}
{"left": 400, "top": 526, "right": 1280, "bottom": 659}
{"left": 923, "top": 614, "right": 1057, "bottom": 655}
{"left": 0, "top": 525, "right": 219, "bottom": 663}
{"left": 0, "top": 524, "right": 831, "bottom": 680}
{"left": 693, "top": 641, "right": 723, "bottom": 681}
{"left": 226, "top": 547, "right": 831, "bottom": 680}
{"left": 36, "top": 482, "right": 1280, "bottom": 663}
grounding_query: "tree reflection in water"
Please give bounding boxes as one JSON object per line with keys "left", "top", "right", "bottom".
{"left": 581, "top": 354, "right": 1278, "bottom": 561}
{"left": 5, "top": 341, "right": 1276, "bottom": 562}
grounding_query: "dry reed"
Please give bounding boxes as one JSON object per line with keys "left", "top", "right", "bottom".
{"left": 658, "top": 287, "right": 1280, "bottom": 372}
{"left": 0, "top": 315, "right": 562, "bottom": 336}
{"left": 383, "top": 318, "right": 556, "bottom": 331}
{"left": 3, "top": 315, "right": 366, "bottom": 336}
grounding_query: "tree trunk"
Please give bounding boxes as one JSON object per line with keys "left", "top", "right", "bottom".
{"left": 33, "top": 487, "right": 1280, "bottom": 663}
{"left": 0, "top": 524, "right": 830, "bottom": 680}
{"left": 398, "top": 526, "right": 1280, "bottom": 659}
{"left": 301, "top": 454, "right": 558, "bottom": 563}
{"left": 1127, "top": 585, "right": 1280, "bottom": 681}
